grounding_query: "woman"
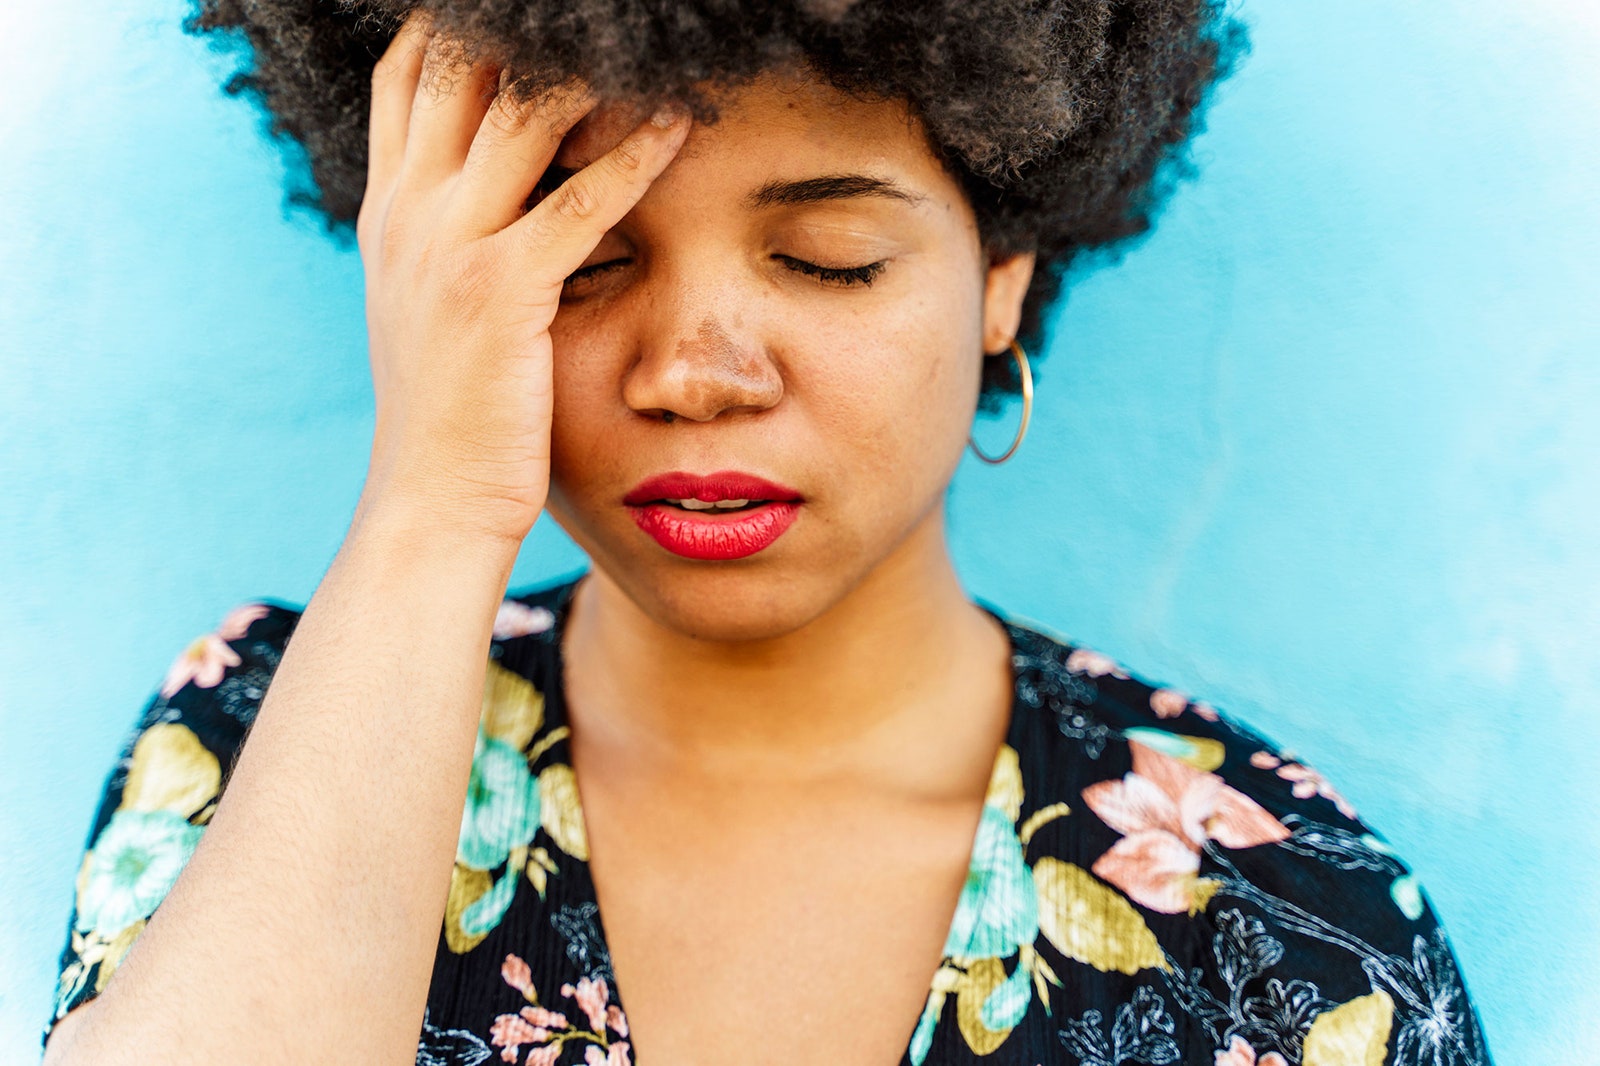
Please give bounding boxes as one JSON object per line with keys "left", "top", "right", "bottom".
{"left": 42, "top": 2, "right": 1492, "bottom": 1064}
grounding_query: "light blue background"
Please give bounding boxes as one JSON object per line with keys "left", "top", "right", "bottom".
{"left": 3, "top": 0, "right": 1596, "bottom": 1059}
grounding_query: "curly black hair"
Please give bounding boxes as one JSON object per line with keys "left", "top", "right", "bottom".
{"left": 182, "top": 0, "right": 1245, "bottom": 409}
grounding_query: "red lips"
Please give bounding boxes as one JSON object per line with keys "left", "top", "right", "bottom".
{"left": 623, "top": 470, "right": 803, "bottom": 560}
{"left": 623, "top": 471, "right": 801, "bottom": 506}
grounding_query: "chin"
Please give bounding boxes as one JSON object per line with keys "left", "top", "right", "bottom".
{"left": 619, "top": 565, "right": 838, "bottom": 644}
{"left": 551, "top": 507, "right": 878, "bottom": 644}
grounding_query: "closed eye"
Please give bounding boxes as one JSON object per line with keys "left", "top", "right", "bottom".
{"left": 561, "top": 255, "right": 889, "bottom": 291}
{"left": 774, "top": 255, "right": 886, "bottom": 287}
{"left": 563, "top": 260, "right": 628, "bottom": 287}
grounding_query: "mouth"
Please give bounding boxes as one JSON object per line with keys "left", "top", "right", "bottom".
{"left": 623, "top": 471, "right": 803, "bottom": 560}
{"left": 653, "top": 497, "right": 769, "bottom": 513}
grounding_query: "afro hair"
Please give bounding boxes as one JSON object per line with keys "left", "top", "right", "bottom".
{"left": 182, "top": 0, "right": 1246, "bottom": 407}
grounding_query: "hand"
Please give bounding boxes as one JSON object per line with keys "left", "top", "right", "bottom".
{"left": 352, "top": 12, "right": 690, "bottom": 545}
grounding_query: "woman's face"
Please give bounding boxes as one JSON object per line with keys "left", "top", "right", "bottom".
{"left": 542, "top": 71, "right": 1034, "bottom": 642}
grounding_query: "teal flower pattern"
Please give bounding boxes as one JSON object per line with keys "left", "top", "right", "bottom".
{"left": 74, "top": 808, "right": 202, "bottom": 937}
{"left": 457, "top": 731, "right": 542, "bottom": 871}
{"left": 942, "top": 804, "right": 1039, "bottom": 959}
{"left": 45, "top": 583, "right": 1494, "bottom": 1066}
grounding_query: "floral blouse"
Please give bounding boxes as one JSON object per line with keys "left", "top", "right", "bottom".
{"left": 46, "top": 575, "right": 1493, "bottom": 1065}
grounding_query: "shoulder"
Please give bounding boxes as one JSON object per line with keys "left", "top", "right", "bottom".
{"left": 998, "top": 614, "right": 1494, "bottom": 1065}
{"left": 155, "top": 573, "right": 582, "bottom": 720}
{"left": 90, "top": 597, "right": 307, "bottom": 852}
{"left": 141, "top": 575, "right": 579, "bottom": 751}
{"left": 44, "top": 596, "right": 304, "bottom": 1045}
{"left": 138, "top": 598, "right": 303, "bottom": 745}
{"left": 1001, "top": 613, "right": 1363, "bottom": 830}
{"left": 1001, "top": 612, "right": 1410, "bottom": 911}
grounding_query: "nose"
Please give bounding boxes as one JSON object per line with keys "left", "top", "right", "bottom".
{"left": 622, "top": 312, "right": 784, "bottom": 423}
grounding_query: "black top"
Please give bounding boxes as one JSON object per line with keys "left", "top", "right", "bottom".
{"left": 46, "top": 575, "right": 1493, "bottom": 1065}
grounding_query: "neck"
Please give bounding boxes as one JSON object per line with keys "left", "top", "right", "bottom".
{"left": 561, "top": 509, "right": 1012, "bottom": 786}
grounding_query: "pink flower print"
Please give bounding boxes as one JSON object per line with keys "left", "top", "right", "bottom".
{"left": 491, "top": 1014, "right": 542, "bottom": 1062}
{"left": 495, "top": 600, "right": 556, "bottom": 640}
{"left": 1250, "top": 751, "right": 1357, "bottom": 820}
{"left": 160, "top": 633, "right": 242, "bottom": 697}
{"left": 490, "top": 1007, "right": 570, "bottom": 1064}
{"left": 1149, "top": 689, "right": 1221, "bottom": 722}
{"left": 1083, "top": 741, "right": 1290, "bottom": 913}
{"left": 1214, "top": 1035, "right": 1289, "bottom": 1066}
{"left": 562, "top": 976, "right": 612, "bottom": 1033}
{"left": 1150, "top": 688, "right": 1189, "bottom": 719}
{"left": 585, "top": 1043, "right": 632, "bottom": 1066}
{"left": 1065, "top": 647, "right": 1129, "bottom": 679}
{"left": 502, "top": 954, "right": 536, "bottom": 999}
{"left": 520, "top": 1005, "right": 570, "bottom": 1029}
{"left": 159, "top": 602, "right": 272, "bottom": 697}
{"left": 492, "top": 954, "right": 576, "bottom": 1064}
{"left": 216, "top": 602, "right": 271, "bottom": 641}
{"left": 492, "top": 957, "right": 625, "bottom": 1063}
{"left": 1091, "top": 826, "right": 1205, "bottom": 913}
{"left": 525, "top": 1046, "right": 563, "bottom": 1066}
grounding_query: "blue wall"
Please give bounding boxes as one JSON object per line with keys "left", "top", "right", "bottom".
{"left": 4, "top": 1, "right": 1596, "bottom": 1059}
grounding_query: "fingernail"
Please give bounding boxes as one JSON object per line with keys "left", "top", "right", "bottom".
{"left": 650, "top": 103, "right": 686, "bottom": 129}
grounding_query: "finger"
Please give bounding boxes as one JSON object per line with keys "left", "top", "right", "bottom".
{"left": 402, "top": 31, "right": 502, "bottom": 188}
{"left": 365, "top": 11, "right": 433, "bottom": 197}
{"left": 451, "top": 80, "right": 599, "bottom": 237}
{"left": 501, "top": 108, "right": 691, "bottom": 284}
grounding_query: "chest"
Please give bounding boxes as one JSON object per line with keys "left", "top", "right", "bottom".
{"left": 579, "top": 773, "right": 986, "bottom": 1066}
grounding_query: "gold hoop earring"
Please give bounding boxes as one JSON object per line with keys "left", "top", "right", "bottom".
{"left": 968, "top": 339, "right": 1033, "bottom": 465}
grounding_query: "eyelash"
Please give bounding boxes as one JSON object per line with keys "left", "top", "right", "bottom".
{"left": 775, "top": 256, "right": 886, "bottom": 287}
{"left": 563, "top": 256, "right": 887, "bottom": 289}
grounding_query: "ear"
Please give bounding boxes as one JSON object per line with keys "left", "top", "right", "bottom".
{"left": 981, "top": 251, "right": 1036, "bottom": 355}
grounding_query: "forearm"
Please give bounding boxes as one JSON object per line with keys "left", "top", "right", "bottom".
{"left": 56, "top": 504, "right": 522, "bottom": 1065}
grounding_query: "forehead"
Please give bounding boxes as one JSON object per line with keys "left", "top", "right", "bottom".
{"left": 551, "top": 73, "right": 948, "bottom": 194}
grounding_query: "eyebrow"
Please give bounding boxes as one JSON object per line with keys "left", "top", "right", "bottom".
{"left": 743, "top": 174, "right": 928, "bottom": 210}
{"left": 531, "top": 168, "right": 926, "bottom": 210}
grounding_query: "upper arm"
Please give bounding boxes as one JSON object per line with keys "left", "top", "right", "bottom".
{"left": 1071, "top": 659, "right": 1494, "bottom": 1064}
{"left": 1183, "top": 719, "right": 1494, "bottom": 1064}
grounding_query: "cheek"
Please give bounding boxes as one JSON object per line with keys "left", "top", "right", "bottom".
{"left": 546, "top": 326, "right": 622, "bottom": 482}
{"left": 818, "top": 268, "right": 984, "bottom": 422}
{"left": 797, "top": 312, "right": 980, "bottom": 497}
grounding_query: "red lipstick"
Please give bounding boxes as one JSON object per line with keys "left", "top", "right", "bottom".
{"left": 624, "top": 471, "right": 803, "bottom": 560}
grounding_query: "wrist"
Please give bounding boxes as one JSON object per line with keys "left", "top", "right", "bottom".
{"left": 361, "top": 423, "right": 549, "bottom": 549}
{"left": 352, "top": 473, "right": 538, "bottom": 548}
{"left": 345, "top": 491, "right": 527, "bottom": 582}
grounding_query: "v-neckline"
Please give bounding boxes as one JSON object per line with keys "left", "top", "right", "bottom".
{"left": 537, "top": 574, "right": 1028, "bottom": 1066}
